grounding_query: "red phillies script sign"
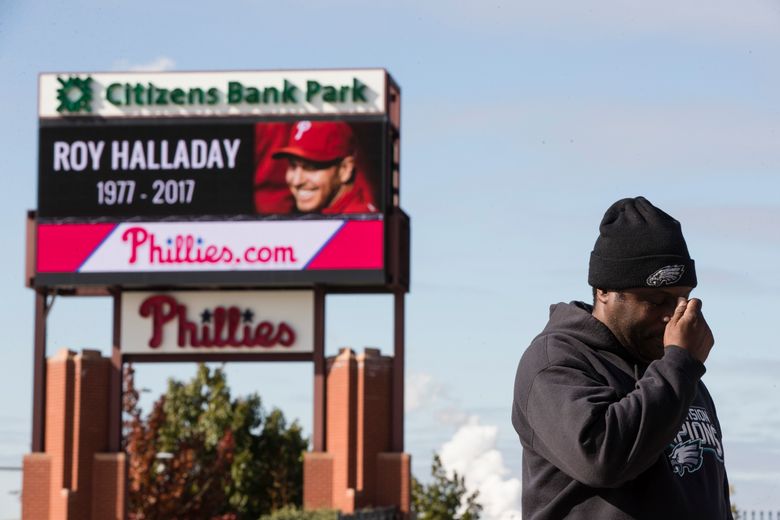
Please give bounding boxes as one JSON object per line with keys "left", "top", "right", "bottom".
{"left": 139, "top": 294, "right": 296, "bottom": 349}
{"left": 121, "top": 227, "right": 298, "bottom": 266}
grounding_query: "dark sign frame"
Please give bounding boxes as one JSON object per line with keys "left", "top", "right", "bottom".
{"left": 32, "top": 95, "right": 407, "bottom": 293}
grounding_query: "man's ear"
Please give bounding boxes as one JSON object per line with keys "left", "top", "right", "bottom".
{"left": 594, "top": 288, "right": 611, "bottom": 306}
{"left": 338, "top": 155, "right": 355, "bottom": 184}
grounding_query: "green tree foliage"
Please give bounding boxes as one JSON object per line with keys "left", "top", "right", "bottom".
{"left": 123, "top": 364, "right": 309, "bottom": 520}
{"left": 258, "top": 506, "right": 337, "bottom": 520}
{"left": 412, "top": 454, "right": 482, "bottom": 520}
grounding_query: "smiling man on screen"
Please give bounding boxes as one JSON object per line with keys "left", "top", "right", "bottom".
{"left": 272, "top": 120, "right": 377, "bottom": 214}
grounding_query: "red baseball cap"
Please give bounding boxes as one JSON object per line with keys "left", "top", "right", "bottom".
{"left": 272, "top": 120, "right": 355, "bottom": 163}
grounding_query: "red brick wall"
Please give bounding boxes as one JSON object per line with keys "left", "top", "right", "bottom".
{"left": 376, "top": 452, "right": 411, "bottom": 513}
{"left": 45, "top": 349, "right": 76, "bottom": 517}
{"left": 303, "top": 452, "right": 334, "bottom": 509}
{"left": 22, "top": 349, "right": 120, "bottom": 520}
{"left": 22, "top": 453, "right": 51, "bottom": 519}
{"left": 326, "top": 348, "right": 358, "bottom": 509}
{"left": 92, "top": 453, "right": 125, "bottom": 520}
{"left": 307, "top": 347, "right": 409, "bottom": 514}
{"left": 70, "top": 351, "right": 110, "bottom": 517}
{"left": 356, "top": 349, "right": 392, "bottom": 506}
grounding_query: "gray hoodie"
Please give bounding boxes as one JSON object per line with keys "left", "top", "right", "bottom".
{"left": 512, "top": 301, "right": 732, "bottom": 519}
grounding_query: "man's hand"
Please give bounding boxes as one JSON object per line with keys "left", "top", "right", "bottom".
{"left": 663, "top": 298, "right": 715, "bottom": 363}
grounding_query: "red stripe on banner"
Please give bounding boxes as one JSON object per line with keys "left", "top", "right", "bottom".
{"left": 306, "top": 220, "right": 384, "bottom": 270}
{"left": 37, "top": 223, "right": 118, "bottom": 272}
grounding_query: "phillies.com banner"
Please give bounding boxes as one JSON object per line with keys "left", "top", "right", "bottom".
{"left": 36, "top": 219, "right": 383, "bottom": 279}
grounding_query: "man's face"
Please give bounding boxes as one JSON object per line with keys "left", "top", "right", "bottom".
{"left": 284, "top": 156, "right": 352, "bottom": 212}
{"left": 598, "top": 286, "right": 693, "bottom": 363}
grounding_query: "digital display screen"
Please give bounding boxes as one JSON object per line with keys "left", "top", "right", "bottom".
{"left": 38, "top": 119, "right": 386, "bottom": 218}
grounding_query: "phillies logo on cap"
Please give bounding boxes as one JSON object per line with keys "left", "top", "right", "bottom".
{"left": 272, "top": 120, "right": 355, "bottom": 163}
{"left": 294, "top": 121, "right": 312, "bottom": 141}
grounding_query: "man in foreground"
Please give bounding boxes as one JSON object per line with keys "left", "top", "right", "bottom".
{"left": 272, "top": 120, "right": 377, "bottom": 214}
{"left": 512, "top": 196, "right": 732, "bottom": 519}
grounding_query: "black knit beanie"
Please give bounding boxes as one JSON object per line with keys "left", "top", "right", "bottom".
{"left": 588, "top": 197, "right": 697, "bottom": 290}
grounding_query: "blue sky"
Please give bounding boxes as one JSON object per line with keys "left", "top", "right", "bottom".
{"left": 2, "top": 0, "right": 780, "bottom": 517}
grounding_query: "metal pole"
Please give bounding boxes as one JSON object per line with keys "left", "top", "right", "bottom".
{"left": 312, "top": 287, "right": 326, "bottom": 452}
{"left": 392, "top": 288, "right": 405, "bottom": 452}
{"left": 108, "top": 291, "right": 122, "bottom": 452}
{"left": 31, "top": 291, "right": 47, "bottom": 452}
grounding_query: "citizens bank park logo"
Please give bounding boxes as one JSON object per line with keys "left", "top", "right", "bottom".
{"left": 56, "top": 75, "right": 93, "bottom": 114}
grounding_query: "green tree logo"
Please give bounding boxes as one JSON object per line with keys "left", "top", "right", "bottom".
{"left": 56, "top": 76, "right": 93, "bottom": 113}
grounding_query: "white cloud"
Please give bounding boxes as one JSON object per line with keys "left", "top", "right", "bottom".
{"left": 440, "top": 416, "right": 522, "bottom": 520}
{"left": 406, "top": 373, "right": 522, "bottom": 517}
{"left": 406, "top": 372, "right": 443, "bottom": 412}
{"left": 435, "top": 406, "right": 469, "bottom": 426}
{"left": 406, "top": 372, "right": 469, "bottom": 427}
{"left": 113, "top": 56, "right": 176, "bottom": 72}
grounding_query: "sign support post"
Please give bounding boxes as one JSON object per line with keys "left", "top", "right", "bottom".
{"left": 32, "top": 290, "right": 48, "bottom": 453}
{"left": 392, "top": 288, "right": 405, "bottom": 452}
{"left": 313, "top": 287, "right": 326, "bottom": 452}
{"left": 109, "top": 291, "right": 122, "bottom": 452}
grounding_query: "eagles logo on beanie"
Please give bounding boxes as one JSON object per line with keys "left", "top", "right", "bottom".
{"left": 588, "top": 196, "right": 697, "bottom": 290}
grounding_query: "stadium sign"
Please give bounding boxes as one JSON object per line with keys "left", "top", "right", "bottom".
{"left": 31, "top": 69, "right": 406, "bottom": 291}
{"left": 120, "top": 290, "right": 314, "bottom": 355}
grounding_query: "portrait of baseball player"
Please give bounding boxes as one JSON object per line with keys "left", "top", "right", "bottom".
{"left": 253, "top": 120, "right": 379, "bottom": 215}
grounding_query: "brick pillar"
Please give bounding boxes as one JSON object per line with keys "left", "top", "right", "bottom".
{"left": 376, "top": 452, "right": 411, "bottom": 511}
{"left": 21, "top": 453, "right": 51, "bottom": 519}
{"left": 304, "top": 348, "right": 411, "bottom": 516}
{"left": 45, "top": 349, "right": 76, "bottom": 519}
{"left": 303, "top": 452, "right": 335, "bottom": 508}
{"left": 326, "top": 348, "right": 358, "bottom": 512}
{"left": 71, "top": 350, "right": 111, "bottom": 517}
{"left": 22, "top": 348, "right": 117, "bottom": 520}
{"left": 356, "top": 349, "right": 392, "bottom": 506}
{"left": 92, "top": 453, "right": 125, "bottom": 520}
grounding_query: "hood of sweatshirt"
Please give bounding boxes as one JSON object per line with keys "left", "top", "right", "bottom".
{"left": 539, "top": 301, "right": 648, "bottom": 374}
{"left": 512, "top": 301, "right": 727, "bottom": 519}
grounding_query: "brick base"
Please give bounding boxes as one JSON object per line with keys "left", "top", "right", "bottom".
{"left": 303, "top": 452, "right": 335, "bottom": 510}
{"left": 304, "top": 450, "right": 411, "bottom": 514}
{"left": 22, "top": 453, "right": 52, "bottom": 520}
{"left": 376, "top": 452, "right": 411, "bottom": 512}
{"left": 92, "top": 453, "right": 125, "bottom": 520}
{"left": 22, "top": 349, "right": 121, "bottom": 520}
{"left": 304, "top": 349, "right": 410, "bottom": 515}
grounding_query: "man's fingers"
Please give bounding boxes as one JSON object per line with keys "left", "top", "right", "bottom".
{"left": 682, "top": 298, "right": 702, "bottom": 320}
{"left": 668, "top": 298, "right": 688, "bottom": 324}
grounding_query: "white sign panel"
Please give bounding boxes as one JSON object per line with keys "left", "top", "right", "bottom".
{"left": 121, "top": 290, "right": 314, "bottom": 354}
{"left": 39, "top": 69, "right": 388, "bottom": 118}
{"left": 82, "top": 220, "right": 341, "bottom": 273}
